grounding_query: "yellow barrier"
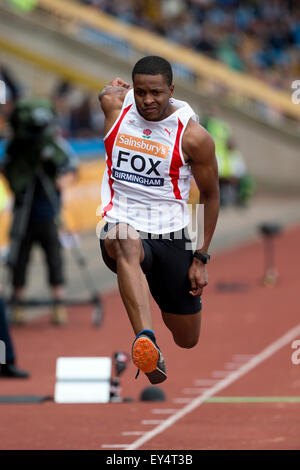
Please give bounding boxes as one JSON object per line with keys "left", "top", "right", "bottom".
{"left": 62, "top": 159, "right": 105, "bottom": 233}
{"left": 36, "top": 0, "right": 300, "bottom": 119}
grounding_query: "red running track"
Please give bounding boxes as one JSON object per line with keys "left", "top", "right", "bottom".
{"left": 0, "top": 224, "right": 300, "bottom": 450}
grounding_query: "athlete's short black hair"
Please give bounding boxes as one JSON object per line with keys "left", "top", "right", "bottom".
{"left": 132, "top": 56, "right": 173, "bottom": 86}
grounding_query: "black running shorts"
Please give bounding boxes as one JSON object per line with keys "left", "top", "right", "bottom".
{"left": 99, "top": 222, "right": 202, "bottom": 315}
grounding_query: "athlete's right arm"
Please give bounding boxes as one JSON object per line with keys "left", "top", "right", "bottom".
{"left": 98, "top": 78, "right": 130, "bottom": 135}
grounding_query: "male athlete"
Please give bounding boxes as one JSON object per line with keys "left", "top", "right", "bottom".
{"left": 99, "top": 56, "right": 219, "bottom": 384}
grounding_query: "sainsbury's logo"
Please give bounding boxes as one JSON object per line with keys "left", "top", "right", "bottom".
{"left": 116, "top": 133, "right": 169, "bottom": 159}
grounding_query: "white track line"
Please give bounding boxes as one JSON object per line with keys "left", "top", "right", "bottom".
{"left": 211, "top": 370, "right": 230, "bottom": 378}
{"left": 141, "top": 420, "right": 164, "bottom": 425}
{"left": 102, "top": 444, "right": 130, "bottom": 448}
{"left": 151, "top": 409, "right": 178, "bottom": 415}
{"left": 172, "top": 397, "right": 193, "bottom": 404}
{"left": 225, "top": 362, "right": 240, "bottom": 370}
{"left": 232, "top": 354, "right": 255, "bottom": 361}
{"left": 127, "top": 323, "right": 300, "bottom": 451}
{"left": 183, "top": 387, "right": 209, "bottom": 394}
{"left": 194, "top": 379, "right": 218, "bottom": 386}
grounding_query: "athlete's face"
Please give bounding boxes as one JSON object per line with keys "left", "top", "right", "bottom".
{"left": 133, "top": 74, "right": 174, "bottom": 121}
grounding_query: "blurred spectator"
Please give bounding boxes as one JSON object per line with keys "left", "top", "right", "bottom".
{"left": 0, "top": 64, "right": 22, "bottom": 139}
{"left": 3, "top": 1, "right": 300, "bottom": 136}
{"left": 8, "top": 0, "right": 37, "bottom": 12}
{"left": 78, "top": 0, "right": 300, "bottom": 93}
{"left": 69, "top": 95, "right": 94, "bottom": 137}
{"left": 51, "top": 80, "right": 105, "bottom": 138}
{"left": 202, "top": 107, "right": 255, "bottom": 207}
{"left": 0, "top": 64, "right": 21, "bottom": 103}
{"left": 1, "top": 73, "right": 105, "bottom": 140}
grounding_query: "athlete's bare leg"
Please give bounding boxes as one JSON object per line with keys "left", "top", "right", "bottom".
{"left": 161, "top": 311, "right": 201, "bottom": 348}
{"left": 104, "top": 223, "right": 152, "bottom": 334}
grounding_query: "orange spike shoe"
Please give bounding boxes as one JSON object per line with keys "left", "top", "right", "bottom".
{"left": 132, "top": 334, "right": 167, "bottom": 384}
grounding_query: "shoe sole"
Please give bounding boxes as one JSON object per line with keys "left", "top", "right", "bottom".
{"left": 132, "top": 337, "right": 159, "bottom": 373}
{"left": 132, "top": 337, "right": 167, "bottom": 384}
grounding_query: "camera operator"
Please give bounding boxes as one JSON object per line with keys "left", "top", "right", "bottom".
{"left": 2, "top": 98, "right": 78, "bottom": 325}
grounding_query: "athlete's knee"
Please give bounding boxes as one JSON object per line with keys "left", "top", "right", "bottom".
{"left": 162, "top": 311, "right": 201, "bottom": 349}
{"left": 105, "top": 224, "right": 142, "bottom": 261}
{"left": 173, "top": 334, "right": 199, "bottom": 349}
{"left": 108, "top": 238, "right": 140, "bottom": 261}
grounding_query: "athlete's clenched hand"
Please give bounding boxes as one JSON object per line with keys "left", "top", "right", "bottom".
{"left": 110, "top": 77, "right": 131, "bottom": 89}
{"left": 188, "top": 260, "right": 208, "bottom": 296}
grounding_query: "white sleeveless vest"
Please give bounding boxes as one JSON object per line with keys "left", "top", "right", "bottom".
{"left": 101, "top": 89, "right": 198, "bottom": 234}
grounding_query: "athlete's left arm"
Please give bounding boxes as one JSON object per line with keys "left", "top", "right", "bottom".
{"left": 183, "top": 120, "right": 220, "bottom": 296}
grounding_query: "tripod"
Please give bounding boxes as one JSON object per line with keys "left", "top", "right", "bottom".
{"left": 3, "top": 168, "right": 103, "bottom": 326}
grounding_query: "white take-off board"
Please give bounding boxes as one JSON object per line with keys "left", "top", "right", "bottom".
{"left": 54, "top": 357, "right": 112, "bottom": 403}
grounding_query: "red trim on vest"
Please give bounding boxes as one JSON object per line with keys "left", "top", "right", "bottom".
{"left": 102, "top": 104, "right": 132, "bottom": 216}
{"left": 169, "top": 118, "right": 184, "bottom": 200}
